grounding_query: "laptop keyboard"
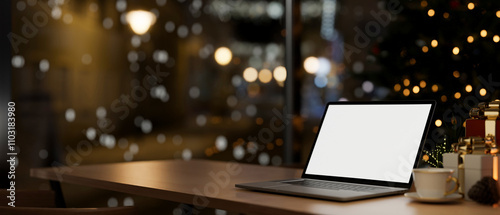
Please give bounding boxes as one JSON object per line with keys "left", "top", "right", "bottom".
{"left": 285, "top": 180, "right": 390, "bottom": 192}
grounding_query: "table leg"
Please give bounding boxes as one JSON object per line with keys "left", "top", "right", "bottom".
{"left": 50, "top": 180, "right": 66, "bottom": 208}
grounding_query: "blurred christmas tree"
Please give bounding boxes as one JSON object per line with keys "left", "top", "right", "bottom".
{"left": 374, "top": 0, "right": 500, "bottom": 166}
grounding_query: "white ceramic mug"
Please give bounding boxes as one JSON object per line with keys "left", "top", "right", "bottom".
{"left": 412, "top": 168, "right": 459, "bottom": 198}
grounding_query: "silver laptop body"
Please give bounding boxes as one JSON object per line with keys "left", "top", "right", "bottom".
{"left": 236, "top": 101, "right": 436, "bottom": 202}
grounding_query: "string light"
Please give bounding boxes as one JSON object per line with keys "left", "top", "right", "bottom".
{"left": 243, "top": 67, "right": 258, "bottom": 82}
{"left": 409, "top": 58, "right": 416, "bottom": 65}
{"left": 467, "top": 2, "right": 475, "bottom": 10}
{"left": 304, "top": 56, "right": 319, "bottom": 74}
{"left": 479, "top": 88, "right": 487, "bottom": 96}
{"left": 214, "top": 47, "right": 233, "bottom": 66}
{"left": 465, "top": 85, "right": 473, "bottom": 92}
{"left": 258, "top": 69, "right": 272, "bottom": 83}
{"left": 481, "top": 29, "right": 487, "bottom": 37}
{"left": 394, "top": 83, "right": 401, "bottom": 92}
{"left": 494, "top": 35, "right": 500, "bottom": 43}
{"left": 428, "top": 9, "right": 435, "bottom": 17}
{"left": 435, "top": 119, "right": 443, "bottom": 127}
{"left": 453, "top": 70, "right": 460, "bottom": 78}
{"left": 467, "top": 36, "right": 474, "bottom": 43}
{"left": 452, "top": 47, "right": 460, "bottom": 55}
{"left": 422, "top": 46, "right": 429, "bottom": 53}
{"left": 403, "top": 79, "right": 410, "bottom": 86}
{"left": 432, "top": 84, "right": 438, "bottom": 92}
{"left": 403, "top": 89, "right": 410, "bottom": 96}
{"left": 441, "top": 95, "right": 447, "bottom": 102}
{"left": 431, "top": 39, "right": 438, "bottom": 47}
{"left": 421, "top": 0, "right": 428, "bottom": 7}
{"left": 497, "top": 10, "right": 500, "bottom": 18}
{"left": 454, "top": 92, "right": 461, "bottom": 99}
{"left": 443, "top": 12, "right": 449, "bottom": 19}
{"left": 412, "top": 86, "right": 420, "bottom": 94}
{"left": 420, "top": 80, "right": 427, "bottom": 88}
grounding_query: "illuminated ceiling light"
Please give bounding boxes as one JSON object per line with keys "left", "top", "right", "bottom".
{"left": 432, "top": 84, "right": 438, "bottom": 92}
{"left": 304, "top": 56, "right": 319, "bottom": 74}
{"left": 243, "top": 67, "right": 258, "bottom": 82}
{"left": 126, "top": 10, "right": 156, "bottom": 35}
{"left": 427, "top": 9, "right": 435, "bottom": 17}
{"left": 403, "top": 79, "right": 410, "bottom": 87}
{"left": 214, "top": 47, "right": 232, "bottom": 66}
{"left": 454, "top": 92, "right": 461, "bottom": 99}
{"left": 494, "top": 35, "right": 500, "bottom": 43}
{"left": 412, "top": 86, "right": 420, "bottom": 94}
{"left": 479, "top": 88, "right": 487, "bottom": 96}
{"left": 431, "top": 39, "right": 438, "bottom": 47}
{"left": 403, "top": 89, "right": 410, "bottom": 97}
{"left": 441, "top": 95, "right": 447, "bottom": 102}
{"left": 452, "top": 47, "right": 460, "bottom": 55}
{"left": 467, "top": 36, "right": 474, "bottom": 43}
{"left": 422, "top": 46, "right": 429, "bottom": 53}
{"left": 273, "top": 66, "right": 287, "bottom": 82}
{"left": 258, "top": 69, "right": 273, "bottom": 83}
{"left": 467, "top": 3, "right": 475, "bottom": 10}
{"left": 394, "top": 84, "right": 401, "bottom": 92}
{"left": 420, "top": 80, "right": 427, "bottom": 88}
{"left": 480, "top": 29, "right": 487, "bottom": 37}
{"left": 465, "top": 85, "right": 473, "bottom": 92}
{"left": 453, "top": 70, "right": 460, "bottom": 78}
{"left": 435, "top": 119, "right": 442, "bottom": 127}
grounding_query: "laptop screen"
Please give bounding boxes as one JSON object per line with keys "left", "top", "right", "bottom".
{"left": 304, "top": 102, "right": 434, "bottom": 184}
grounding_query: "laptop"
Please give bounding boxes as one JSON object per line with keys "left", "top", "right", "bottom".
{"left": 236, "top": 100, "right": 436, "bottom": 202}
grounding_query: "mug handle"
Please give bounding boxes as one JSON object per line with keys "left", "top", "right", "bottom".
{"left": 444, "top": 177, "right": 459, "bottom": 196}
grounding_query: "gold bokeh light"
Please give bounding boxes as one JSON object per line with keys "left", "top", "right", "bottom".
{"left": 304, "top": 56, "right": 319, "bottom": 74}
{"left": 214, "top": 47, "right": 233, "bottom": 66}
{"left": 431, "top": 40, "right": 438, "bottom": 47}
{"left": 394, "top": 84, "right": 401, "bottom": 92}
{"left": 273, "top": 66, "right": 287, "bottom": 82}
{"left": 467, "top": 36, "right": 474, "bottom": 43}
{"left": 258, "top": 69, "right": 272, "bottom": 83}
{"left": 403, "top": 79, "right": 410, "bottom": 86}
{"left": 435, "top": 119, "right": 442, "bottom": 127}
{"left": 420, "top": 80, "right": 427, "bottom": 88}
{"left": 412, "top": 86, "right": 420, "bottom": 94}
{"left": 481, "top": 29, "right": 487, "bottom": 37}
{"left": 465, "top": 85, "right": 473, "bottom": 92}
{"left": 428, "top": 9, "right": 435, "bottom": 17}
{"left": 432, "top": 84, "right": 438, "bottom": 92}
{"left": 403, "top": 89, "right": 410, "bottom": 96}
{"left": 467, "top": 3, "right": 475, "bottom": 10}
{"left": 452, "top": 47, "right": 460, "bottom": 55}
{"left": 422, "top": 46, "right": 429, "bottom": 53}
{"left": 243, "top": 67, "right": 258, "bottom": 82}
{"left": 479, "top": 88, "right": 487, "bottom": 96}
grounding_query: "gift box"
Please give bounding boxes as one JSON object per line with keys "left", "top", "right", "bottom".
{"left": 463, "top": 154, "right": 500, "bottom": 201}
{"left": 443, "top": 153, "right": 500, "bottom": 200}
{"left": 465, "top": 119, "right": 500, "bottom": 143}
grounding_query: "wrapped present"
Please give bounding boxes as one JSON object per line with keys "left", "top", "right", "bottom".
{"left": 443, "top": 100, "right": 500, "bottom": 201}
{"left": 466, "top": 119, "right": 500, "bottom": 145}
{"left": 466, "top": 101, "right": 500, "bottom": 146}
{"left": 463, "top": 154, "right": 500, "bottom": 201}
{"left": 443, "top": 153, "right": 499, "bottom": 200}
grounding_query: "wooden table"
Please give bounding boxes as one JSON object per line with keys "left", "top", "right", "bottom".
{"left": 31, "top": 159, "right": 499, "bottom": 215}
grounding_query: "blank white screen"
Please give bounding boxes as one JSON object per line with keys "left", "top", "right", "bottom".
{"left": 304, "top": 104, "right": 432, "bottom": 183}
